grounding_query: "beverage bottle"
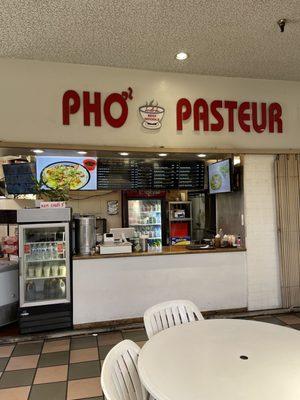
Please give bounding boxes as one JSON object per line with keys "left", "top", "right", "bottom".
{"left": 237, "top": 235, "right": 241, "bottom": 247}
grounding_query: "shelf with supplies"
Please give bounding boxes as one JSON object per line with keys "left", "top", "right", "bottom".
{"left": 168, "top": 201, "right": 193, "bottom": 246}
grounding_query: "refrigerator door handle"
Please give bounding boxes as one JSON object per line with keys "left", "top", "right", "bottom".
{"left": 19, "top": 257, "right": 22, "bottom": 277}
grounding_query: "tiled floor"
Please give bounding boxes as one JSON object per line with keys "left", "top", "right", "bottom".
{"left": 0, "top": 313, "right": 300, "bottom": 400}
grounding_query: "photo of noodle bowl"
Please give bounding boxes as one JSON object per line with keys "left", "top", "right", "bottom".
{"left": 139, "top": 100, "right": 165, "bottom": 130}
{"left": 41, "top": 162, "right": 90, "bottom": 190}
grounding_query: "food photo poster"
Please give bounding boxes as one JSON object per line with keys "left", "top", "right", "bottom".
{"left": 36, "top": 156, "right": 97, "bottom": 191}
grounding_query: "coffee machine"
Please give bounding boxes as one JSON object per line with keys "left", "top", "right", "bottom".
{"left": 73, "top": 215, "right": 107, "bottom": 255}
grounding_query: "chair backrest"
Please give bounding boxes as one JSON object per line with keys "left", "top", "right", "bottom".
{"left": 144, "top": 299, "right": 204, "bottom": 338}
{"left": 101, "top": 339, "right": 147, "bottom": 400}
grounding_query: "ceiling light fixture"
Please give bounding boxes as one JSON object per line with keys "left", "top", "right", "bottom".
{"left": 32, "top": 149, "right": 44, "bottom": 154}
{"left": 119, "top": 152, "right": 129, "bottom": 156}
{"left": 158, "top": 153, "right": 167, "bottom": 157}
{"left": 197, "top": 154, "right": 206, "bottom": 158}
{"left": 175, "top": 52, "right": 188, "bottom": 61}
{"left": 77, "top": 151, "right": 87, "bottom": 155}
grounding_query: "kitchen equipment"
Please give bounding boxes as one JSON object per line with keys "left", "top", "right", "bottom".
{"left": 73, "top": 214, "right": 96, "bottom": 255}
{"left": 0, "top": 259, "right": 19, "bottom": 327}
{"left": 17, "top": 207, "right": 72, "bottom": 334}
{"left": 103, "top": 233, "right": 115, "bottom": 243}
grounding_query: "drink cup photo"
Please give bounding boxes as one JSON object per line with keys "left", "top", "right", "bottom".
{"left": 43, "top": 265, "right": 51, "bottom": 277}
{"left": 59, "top": 265, "right": 66, "bottom": 276}
{"left": 35, "top": 266, "right": 43, "bottom": 278}
{"left": 51, "top": 265, "right": 59, "bottom": 277}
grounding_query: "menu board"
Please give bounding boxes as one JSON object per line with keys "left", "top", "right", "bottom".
{"left": 98, "top": 160, "right": 134, "bottom": 189}
{"left": 3, "top": 163, "right": 36, "bottom": 194}
{"left": 97, "top": 159, "right": 205, "bottom": 190}
{"left": 36, "top": 156, "right": 97, "bottom": 190}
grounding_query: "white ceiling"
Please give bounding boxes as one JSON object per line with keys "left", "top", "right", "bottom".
{"left": 0, "top": 0, "right": 299, "bottom": 81}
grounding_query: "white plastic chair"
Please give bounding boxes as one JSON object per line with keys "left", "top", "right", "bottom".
{"left": 101, "top": 339, "right": 147, "bottom": 400}
{"left": 144, "top": 299, "right": 204, "bottom": 338}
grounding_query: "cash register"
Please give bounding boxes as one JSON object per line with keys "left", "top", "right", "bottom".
{"left": 99, "top": 228, "right": 134, "bottom": 255}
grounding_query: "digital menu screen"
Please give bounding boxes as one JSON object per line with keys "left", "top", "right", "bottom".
{"left": 36, "top": 156, "right": 97, "bottom": 190}
{"left": 208, "top": 159, "right": 232, "bottom": 194}
{"left": 97, "top": 159, "right": 205, "bottom": 190}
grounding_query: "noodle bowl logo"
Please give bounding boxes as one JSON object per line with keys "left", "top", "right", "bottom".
{"left": 139, "top": 100, "right": 165, "bottom": 130}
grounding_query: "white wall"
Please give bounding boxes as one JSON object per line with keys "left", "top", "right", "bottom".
{"left": 244, "top": 155, "right": 281, "bottom": 310}
{"left": 73, "top": 251, "right": 247, "bottom": 325}
{"left": 0, "top": 57, "right": 299, "bottom": 150}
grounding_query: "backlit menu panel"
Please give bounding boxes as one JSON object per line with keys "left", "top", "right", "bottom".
{"left": 97, "top": 159, "right": 205, "bottom": 190}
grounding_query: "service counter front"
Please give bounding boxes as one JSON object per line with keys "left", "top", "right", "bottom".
{"left": 73, "top": 246, "right": 247, "bottom": 328}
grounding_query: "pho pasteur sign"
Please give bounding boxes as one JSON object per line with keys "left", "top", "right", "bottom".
{"left": 62, "top": 88, "right": 283, "bottom": 134}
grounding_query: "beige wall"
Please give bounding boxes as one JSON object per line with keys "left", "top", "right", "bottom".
{"left": 0, "top": 191, "right": 122, "bottom": 239}
{"left": 67, "top": 190, "right": 122, "bottom": 231}
{"left": 0, "top": 58, "right": 299, "bottom": 150}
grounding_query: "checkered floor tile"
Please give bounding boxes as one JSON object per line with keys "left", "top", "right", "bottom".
{"left": 0, "top": 313, "right": 300, "bottom": 399}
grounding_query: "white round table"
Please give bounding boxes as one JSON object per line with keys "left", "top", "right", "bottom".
{"left": 138, "top": 319, "right": 300, "bottom": 400}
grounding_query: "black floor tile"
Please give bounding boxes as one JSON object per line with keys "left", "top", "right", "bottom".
{"left": 0, "top": 358, "right": 8, "bottom": 372}
{"left": 0, "top": 369, "right": 35, "bottom": 388}
{"left": 252, "top": 316, "right": 286, "bottom": 326}
{"left": 71, "top": 336, "right": 98, "bottom": 350}
{"left": 98, "top": 345, "right": 114, "bottom": 360}
{"left": 289, "top": 324, "right": 300, "bottom": 330}
{"left": 122, "top": 329, "right": 148, "bottom": 342}
{"left": 29, "top": 381, "right": 67, "bottom": 400}
{"left": 38, "top": 351, "right": 69, "bottom": 367}
{"left": 12, "top": 342, "right": 43, "bottom": 357}
{"left": 68, "top": 360, "right": 101, "bottom": 380}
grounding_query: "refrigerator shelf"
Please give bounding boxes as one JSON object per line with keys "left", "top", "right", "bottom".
{"left": 25, "top": 258, "right": 66, "bottom": 263}
{"left": 26, "top": 275, "right": 66, "bottom": 280}
{"left": 129, "top": 211, "right": 161, "bottom": 214}
{"left": 25, "top": 241, "right": 65, "bottom": 245}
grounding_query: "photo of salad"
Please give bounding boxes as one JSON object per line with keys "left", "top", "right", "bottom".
{"left": 208, "top": 159, "right": 231, "bottom": 194}
{"left": 41, "top": 162, "right": 90, "bottom": 190}
{"left": 210, "top": 173, "right": 222, "bottom": 190}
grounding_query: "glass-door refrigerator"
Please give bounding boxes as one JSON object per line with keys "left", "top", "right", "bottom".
{"left": 17, "top": 208, "right": 72, "bottom": 334}
{"left": 126, "top": 199, "right": 165, "bottom": 250}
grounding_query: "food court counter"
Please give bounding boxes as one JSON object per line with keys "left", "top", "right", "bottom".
{"left": 73, "top": 246, "right": 247, "bottom": 328}
{"left": 73, "top": 245, "right": 246, "bottom": 260}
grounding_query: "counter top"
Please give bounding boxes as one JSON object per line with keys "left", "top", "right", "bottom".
{"left": 73, "top": 246, "right": 246, "bottom": 260}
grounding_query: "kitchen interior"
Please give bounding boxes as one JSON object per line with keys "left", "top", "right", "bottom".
{"left": 0, "top": 146, "right": 244, "bottom": 335}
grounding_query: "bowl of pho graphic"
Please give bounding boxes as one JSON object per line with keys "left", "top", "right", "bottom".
{"left": 139, "top": 104, "right": 165, "bottom": 129}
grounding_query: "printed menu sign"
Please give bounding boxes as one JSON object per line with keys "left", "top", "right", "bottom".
{"left": 36, "top": 156, "right": 97, "bottom": 190}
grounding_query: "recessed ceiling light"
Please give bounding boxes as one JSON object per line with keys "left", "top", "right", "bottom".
{"left": 197, "top": 154, "right": 206, "bottom": 158}
{"left": 234, "top": 156, "right": 241, "bottom": 165}
{"left": 77, "top": 151, "right": 87, "bottom": 155}
{"left": 176, "top": 52, "right": 188, "bottom": 61}
{"left": 158, "top": 153, "right": 167, "bottom": 157}
{"left": 32, "top": 149, "right": 44, "bottom": 154}
{"left": 119, "top": 152, "right": 129, "bottom": 156}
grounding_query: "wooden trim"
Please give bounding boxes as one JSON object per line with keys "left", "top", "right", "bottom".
{"left": 73, "top": 308, "right": 248, "bottom": 330}
{"left": 1, "top": 140, "right": 300, "bottom": 155}
{"left": 74, "top": 317, "right": 143, "bottom": 330}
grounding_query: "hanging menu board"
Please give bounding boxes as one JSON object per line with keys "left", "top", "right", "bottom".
{"left": 97, "top": 159, "right": 205, "bottom": 190}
